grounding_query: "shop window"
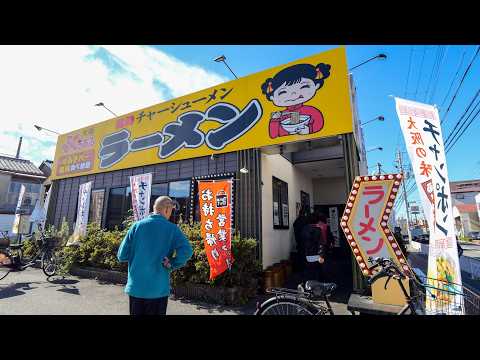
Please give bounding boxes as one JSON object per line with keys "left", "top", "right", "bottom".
{"left": 6, "top": 181, "right": 41, "bottom": 209}
{"left": 148, "top": 180, "right": 190, "bottom": 224}
{"left": 89, "top": 189, "right": 105, "bottom": 226}
{"left": 149, "top": 183, "right": 169, "bottom": 212}
{"left": 272, "top": 177, "right": 289, "bottom": 229}
{"left": 105, "top": 179, "right": 193, "bottom": 228}
{"left": 169, "top": 180, "right": 190, "bottom": 224}
{"left": 106, "top": 186, "right": 132, "bottom": 230}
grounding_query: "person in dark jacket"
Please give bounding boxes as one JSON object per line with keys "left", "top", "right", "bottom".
{"left": 301, "top": 213, "right": 326, "bottom": 283}
{"left": 315, "top": 213, "right": 335, "bottom": 250}
{"left": 293, "top": 206, "right": 309, "bottom": 271}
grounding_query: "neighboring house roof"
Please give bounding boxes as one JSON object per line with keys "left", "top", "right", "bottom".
{"left": 0, "top": 155, "right": 46, "bottom": 177}
{"left": 455, "top": 204, "right": 478, "bottom": 213}
{"left": 450, "top": 179, "right": 480, "bottom": 193}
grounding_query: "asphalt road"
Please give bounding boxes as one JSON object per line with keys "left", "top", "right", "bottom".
{"left": 460, "top": 243, "right": 480, "bottom": 260}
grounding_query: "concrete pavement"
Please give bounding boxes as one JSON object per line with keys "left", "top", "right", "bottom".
{"left": 0, "top": 267, "right": 350, "bottom": 315}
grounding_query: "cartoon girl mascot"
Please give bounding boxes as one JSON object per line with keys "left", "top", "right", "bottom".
{"left": 261, "top": 63, "right": 331, "bottom": 139}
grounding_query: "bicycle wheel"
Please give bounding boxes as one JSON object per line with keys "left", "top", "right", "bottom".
{"left": 41, "top": 250, "right": 57, "bottom": 277}
{"left": 0, "top": 264, "right": 10, "bottom": 281}
{"left": 257, "top": 297, "right": 317, "bottom": 315}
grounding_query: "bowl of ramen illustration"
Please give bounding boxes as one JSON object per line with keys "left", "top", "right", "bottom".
{"left": 280, "top": 114, "right": 310, "bottom": 134}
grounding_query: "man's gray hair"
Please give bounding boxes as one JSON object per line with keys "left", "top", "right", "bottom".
{"left": 154, "top": 196, "right": 175, "bottom": 213}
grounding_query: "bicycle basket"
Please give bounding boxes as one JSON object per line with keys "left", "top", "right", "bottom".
{"left": 413, "top": 275, "right": 480, "bottom": 315}
{"left": 0, "top": 238, "right": 10, "bottom": 249}
{"left": 44, "top": 237, "right": 61, "bottom": 248}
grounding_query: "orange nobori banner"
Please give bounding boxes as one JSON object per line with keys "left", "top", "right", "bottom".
{"left": 198, "top": 180, "right": 234, "bottom": 280}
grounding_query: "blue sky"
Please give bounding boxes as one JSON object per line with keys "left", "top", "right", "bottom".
{"left": 157, "top": 45, "right": 480, "bottom": 219}
{"left": 1, "top": 45, "right": 479, "bottom": 219}
{"left": 157, "top": 45, "right": 480, "bottom": 179}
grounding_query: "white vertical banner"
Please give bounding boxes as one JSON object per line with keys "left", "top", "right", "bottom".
{"left": 130, "top": 173, "right": 152, "bottom": 221}
{"left": 328, "top": 207, "right": 340, "bottom": 247}
{"left": 475, "top": 194, "right": 480, "bottom": 225}
{"left": 29, "top": 199, "right": 45, "bottom": 233}
{"left": 43, "top": 187, "right": 51, "bottom": 222}
{"left": 11, "top": 184, "right": 26, "bottom": 235}
{"left": 68, "top": 181, "right": 93, "bottom": 246}
{"left": 395, "top": 97, "right": 464, "bottom": 314}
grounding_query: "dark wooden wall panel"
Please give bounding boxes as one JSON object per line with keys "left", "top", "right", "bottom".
{"left": 47, "top": 153, "right": 240, "bottom": 233}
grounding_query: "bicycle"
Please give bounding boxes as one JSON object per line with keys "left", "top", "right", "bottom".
{"left": 367, "top": 257, "right": 480, "bottom": 315}
{"left": 0, "top": 224, "right": 58, "bottom": 281}
{"left": 254, "top": 280, "right": 338, "bottom": 315}
{"left": 254, "top": 257, "right": 480, "bottom": 315}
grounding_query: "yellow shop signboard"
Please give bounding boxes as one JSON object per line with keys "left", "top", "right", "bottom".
{"left": 51, "top": 46, "right": 353, "bottom": 180}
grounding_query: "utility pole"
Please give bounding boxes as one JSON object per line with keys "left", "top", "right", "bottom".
{"left": 15, "top": 137, "right": 22, "bottom": 158}
{"left": 396, "top": 149, "right": 413, "bottom": 243}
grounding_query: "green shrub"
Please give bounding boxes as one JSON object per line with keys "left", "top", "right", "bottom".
{"left": 172, "top": 222, "right": 262, "bottom": 302}
{"left": 57, "top": 223, "right": 127, "bottom": 274}
{"left": 51, "top": 214, "right": 261, "bottom": 303}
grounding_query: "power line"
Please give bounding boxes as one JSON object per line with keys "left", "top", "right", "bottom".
{"left": 394, "top": 176, "right": 415, "bottom": 207}
{"left": 428, "top": 46, "right": 448, "bottom": 104}
{"left": 444, "top": 87, "right": 480, "bottom": 145}
{"left": 441, "top": 45, "right": 480, "bottom": 124}
{"left": 446, "top": 105, "right": 480, "bottom": 153}
{"left": 440, "top": 49, "right": 466, "bottom": 108}
{"left": 414, "top": 46, "right": 427, "bottom": 100}
{"left": 395, "top": 180, "right": 417, "bottom": 211}
{"left": 394, "top": 47, "right": 414, "bottom": 171}
{"left": 424, "top": 46, "right": 442, "bottom": 102}
{"left": 404, "top": 46, "right": 414, "bottom": 97}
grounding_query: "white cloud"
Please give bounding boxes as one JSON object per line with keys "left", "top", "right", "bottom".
{"left": 0, "top": 45, "right": 228, "bottom": 165}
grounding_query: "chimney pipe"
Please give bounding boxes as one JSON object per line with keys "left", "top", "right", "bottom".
{"left": 16, "top": 137, "right": 22, "bottom": 158}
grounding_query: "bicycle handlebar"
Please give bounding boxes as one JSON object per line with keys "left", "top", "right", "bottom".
{"left": 367, "top": 257, "right": 407, "bottom": 286}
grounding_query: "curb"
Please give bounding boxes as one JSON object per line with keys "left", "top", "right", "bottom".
{"left": 70, "top": 266, "right": 127, "bottom": 285}
{"left": 67, "top": 266, "right": 257, "bottom": 306}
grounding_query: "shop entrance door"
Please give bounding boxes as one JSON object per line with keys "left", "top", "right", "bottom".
{"left": 314, "top": 204, "right": 352, "bottom": 292}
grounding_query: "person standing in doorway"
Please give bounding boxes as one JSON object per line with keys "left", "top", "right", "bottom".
{"left": 117, "top": 196, "right": 193, "bottom": 315}
{"left": 293, "top": 206, "right": 309, "bottom": 272}
{"left": 301, "top": 213, "right": 326, "bottom": 283}
{"left": 313, "top": 212, "right": 334, "bottom": 281}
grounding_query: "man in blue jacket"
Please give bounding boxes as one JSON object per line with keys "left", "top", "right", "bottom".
{"left": 117, "top": 196, "right": 193, "bottom": 315}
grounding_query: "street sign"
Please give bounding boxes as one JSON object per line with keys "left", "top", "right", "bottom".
{"left": 340, "top": 174, "right": 412, "bottom": 277}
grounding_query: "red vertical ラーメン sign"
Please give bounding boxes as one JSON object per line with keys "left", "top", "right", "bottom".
{"left": 198, "top": 180, "right": 234, "bottom": 280}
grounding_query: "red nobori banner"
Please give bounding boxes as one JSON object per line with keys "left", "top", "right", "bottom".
{"left": 198, "top": 180, "right": 234, "bottom": 280}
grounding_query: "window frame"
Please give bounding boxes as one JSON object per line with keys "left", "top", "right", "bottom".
{"left": 272, "top": 176, "right": 289, "bottom": 230}
{"left": 89, "top": 188, "right": 106, "bottom": 226}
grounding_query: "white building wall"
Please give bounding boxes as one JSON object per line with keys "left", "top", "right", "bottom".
{"left": 0, "top": 214, "right": 15, "bottom": 233}
{"left": 261, "top": 154, "right": 314, "bottom": 269}
{"left": 0, "top": 173, "right": 12, "bottom": 205}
